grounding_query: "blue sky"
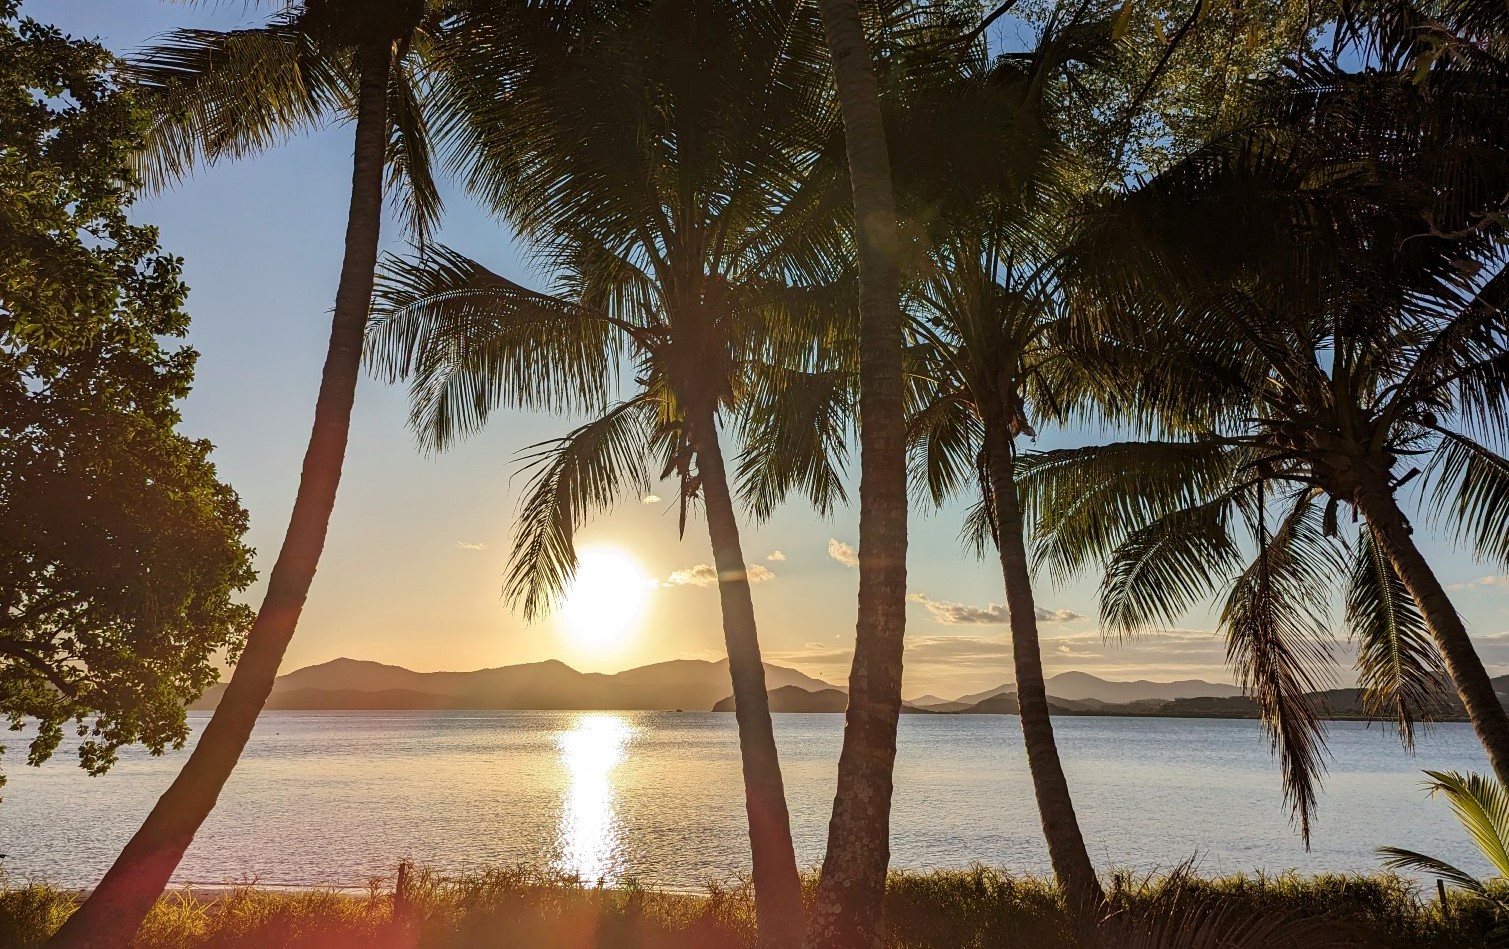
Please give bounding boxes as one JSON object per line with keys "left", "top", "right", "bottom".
{"left": 32, "top": 0, "right": 1509, "bottom": 698}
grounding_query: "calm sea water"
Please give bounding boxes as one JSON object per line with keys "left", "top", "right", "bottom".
{"left": 0, "top": 712, "right": 1489, "bottom": 890}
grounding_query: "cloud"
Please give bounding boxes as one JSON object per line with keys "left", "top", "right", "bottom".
{"left": 1448, "top": 575, "right": 1509, "bottom": 591}
{"left": 767, "top": 550, "right": 787, "bottom": 562}
{"left": 828, "top": 538, "right": 859, "bottom": 568}
{"left": 455, "top": 541, "right": 487, "bottom": 551}
{"left": 664, "top": 563, "right": 775, "bottom": 587}
{"left": 1038, "top": 608, "right": 1084, "bottom": 623}
{"left": 642, "top": 494, "right": 662, "bottom": 504}
{"left": 907, "top": 592, "right": 1084, "bottom": 626}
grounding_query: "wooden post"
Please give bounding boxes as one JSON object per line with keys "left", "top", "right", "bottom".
{"left": 1437, "top": 878, "right": 1448, "bottom": 908}
{"left": 395, "top": 860, "right": 413, "bottom": 922}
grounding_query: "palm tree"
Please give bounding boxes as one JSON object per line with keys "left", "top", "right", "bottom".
{"left": 1021, "top": 56, "right": 1509, "bottom": 835}
{"left": 48, "top": 3, "right": 456, "bottom": 945}
{"left": 1379, "top": 770, "right": 1509, "bottom": 916}
{"left": 365, "top": 3, "right": 845, "bottom": 943}
{"left": 897, "top": 21, "right": 1121, "bottom": 914}
{"left": 803, "top": 0, "right": 910, "bottom": 945}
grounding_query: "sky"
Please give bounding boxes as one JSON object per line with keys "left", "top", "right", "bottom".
{"left": 31, "top": 1, "right": 1509, "bottom": 699}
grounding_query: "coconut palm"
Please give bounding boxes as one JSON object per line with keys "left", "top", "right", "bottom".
{"left": 897, "top": 19, "right": 1124, "bottom": 914}
{"left": 47, "top": 3, "right": 470, "bottom": 945}
{"left": 802, "top": 0, "right": 911, "bottom": 943}
{"left": 365, "top": 3, "right": 846, "bottom": 943}
{"left": 1020, "top": 56, "right": 1509, "bottom": 837}
{"left": 1380, "top": 770, "right": 1509, "bottom": 929}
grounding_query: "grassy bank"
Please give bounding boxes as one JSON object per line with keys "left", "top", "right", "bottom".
{"left": 0, "top": 867, "right": 1497, "bottom": 948}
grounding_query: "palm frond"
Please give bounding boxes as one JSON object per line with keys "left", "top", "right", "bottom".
{"left": 1100, "top": 494, "right": 1245, "bottom": 636}
{"left": 505, "top": 398, "right": 657, "bottom": 620}
{"left": 907, "top": 389, "right": 983, "bottom": 508}
{"left": 1348, "top": 525, "right": 1450, "bottom": 748}
{"left": 1422, "top": 769, "right": 1509, "bottom": 880}
{"left": 734, "top": 365, "right": 853, "bottom": 522}
{"left": 1376, "top": 847, "right": 1496, "bottom": 901}
{"left": 366, "top": 246, "right": 620, "bottom": 451}
{"left": 1221, "top": 489, "right": 1340, "bottom": 844}
{"left": 1018, "top": 438, "right": 1243, "bottom": 585}
{"left": 960, "top": 495, "right": 999, "bottom": 558}
{"left": 128, "top": 23, "right": 353, "bottom": 192}
{"left": 386, "top": 60, "right": 443, "bottom": 244}
{"left": 1423, "top": 431, "right": 1509, "bottom": 568}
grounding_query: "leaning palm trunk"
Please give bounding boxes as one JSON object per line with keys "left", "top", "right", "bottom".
{"left": 807, "top": 1, "right": 909, "bottom": 947}
{"left": 47, "top": 42, "right": 393, "bottom": 949}
{"left": 982, "top": 418, "right": 1105, "bottom": 916}
{"left": 1353, "top": 480, "right": 1509, "bottom": 788}
{"left": 690, "top": 411, "right": 805, "bottom": 949}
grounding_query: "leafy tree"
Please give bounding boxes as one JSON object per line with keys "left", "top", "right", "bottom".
{"left": 0, "top": 0, "right": 164, "bottom": 349}
{"left": 50, "top": 1, "right": 473, "bottom": 944}
{"left": 0, "top": 0, "right": 254, "bottom": 794}
{"left": 1014, "top": 0, "right": 1325, "bottom": 185}
{"left": 1025, "top": 54, "right": 1509, "bottom": 837}
{"left": 367, "top": 2, "right": 845, "bottom": 943}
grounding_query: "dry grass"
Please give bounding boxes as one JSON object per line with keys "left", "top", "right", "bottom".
{"left": 0, "top": 866, "right": 1497, "bottom": 948}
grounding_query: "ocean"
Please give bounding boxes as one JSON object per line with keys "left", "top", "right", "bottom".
{"left": 0, "top": 711, "right": 1487, "bottom": 890}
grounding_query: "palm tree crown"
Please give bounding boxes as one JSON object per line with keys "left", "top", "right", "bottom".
{"left": 1022, "top": 54, "right": 1509, "bottom": 838}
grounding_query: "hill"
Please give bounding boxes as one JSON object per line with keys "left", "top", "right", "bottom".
{"left": 712, "top": 686, "right": 850, "bottom": 713}
{"left": 951, "top": 686, "right": 1476, "bottom": 722}
{"left": 191, "top": 657, "right": 843, "bottom": 712}
{"left": 944, "top": 673, "right": 1241, "bottom": 708}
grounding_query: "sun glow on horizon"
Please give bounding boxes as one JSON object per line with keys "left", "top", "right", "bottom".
{"left": 558, "top": 547, "right": 653, "bottom": 651}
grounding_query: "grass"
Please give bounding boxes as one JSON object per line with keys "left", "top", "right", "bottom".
{"left": 0, "top": 866, "right": 1499, "bottom": 948}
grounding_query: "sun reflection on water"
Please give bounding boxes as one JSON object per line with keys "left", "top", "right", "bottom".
{"left": 551, "top": 714, "right": 632, "bottom": 884}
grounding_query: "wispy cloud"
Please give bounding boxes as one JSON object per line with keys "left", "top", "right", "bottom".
{"left": 1448, "top": 575, "right": 1509, "bottom": 591}
{"left": 767, "top": 550, "right": 787, "bottom": 562}
{"left": 663, "top": 563, "right": 776, "bottom": 587}
{"left": 828, "top": 538, "right": 859, "bottom": 568}
{"left": 907, "top": 592, "right": 1084, "bottom": 625}
{"left": 455, "top": 541, "right": 488, "bottom": 551}
{"left": 642, "top": 494, "right": 662, "bottom": 504}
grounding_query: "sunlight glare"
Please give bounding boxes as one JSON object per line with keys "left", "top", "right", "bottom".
{"left": 558, "top": 547, "right": 652, "bottom": 649}
{"left": 552, "top": 714, "right": 632, "bottom": 884}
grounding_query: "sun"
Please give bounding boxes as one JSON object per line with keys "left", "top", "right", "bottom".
{"left": 558, "top": 547, "right": 653, "bottom": 649}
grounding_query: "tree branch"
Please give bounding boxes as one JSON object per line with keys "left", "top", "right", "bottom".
{"left": 0, "top": 636, "right": 80, "bottom": 698}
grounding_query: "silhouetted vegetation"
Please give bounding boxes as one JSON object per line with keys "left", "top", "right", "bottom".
{"left": 2, "top": 867, "right": 1499, "bottom": 949}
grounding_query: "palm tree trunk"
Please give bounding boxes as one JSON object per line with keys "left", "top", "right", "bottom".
{"left": 689, "top": 410, "right": 805, "bottom": 949}
{"left": 981, "top": 418, "right": 1105, "bottom": 916}
{"left": 1354, "top": 482, "right": 1509, "bottom": 787}
{"left": 47, "top": 41, "right": 393, "bottom": 949}
{"left": 807, "top": 2, "right": 909, "bottom": 947}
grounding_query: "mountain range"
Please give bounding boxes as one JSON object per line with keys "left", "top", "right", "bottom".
{"left": 190, "top": 657, "right": 840, "bottom": 712}
{"left": 190, "top": 658, "right": 1248, "bottom": 713}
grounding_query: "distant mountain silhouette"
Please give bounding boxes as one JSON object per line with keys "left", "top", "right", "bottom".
{"left": 939, "top": 673, "right": 1242, "bottom": 708}
{"left": 945, "top": 685, "right": 1479, "bottom": 721}
{"left": 190, "top": 657, "right": 842, "bottom": 712}
{"left": 714, "top": 686, "right": 943, "bottom": 714}
{"left": 713, "top": 686, "right": 850, "bottom": 713}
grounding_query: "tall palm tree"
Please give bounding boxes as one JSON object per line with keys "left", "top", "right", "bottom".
{"left": 49, "top": 2, "right": 455, "bottom": 945}
{"left": 1022, "top": 56, "right": 1509, "bottom": 834}
{"left": 803, "top": 0, "right": 910, "bottom": 945}
{"left": 365, "top": 3, "right": 845, "bottom": 943}
{"left": 897, "top": 21, "right": 1122, "bottom": 914}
